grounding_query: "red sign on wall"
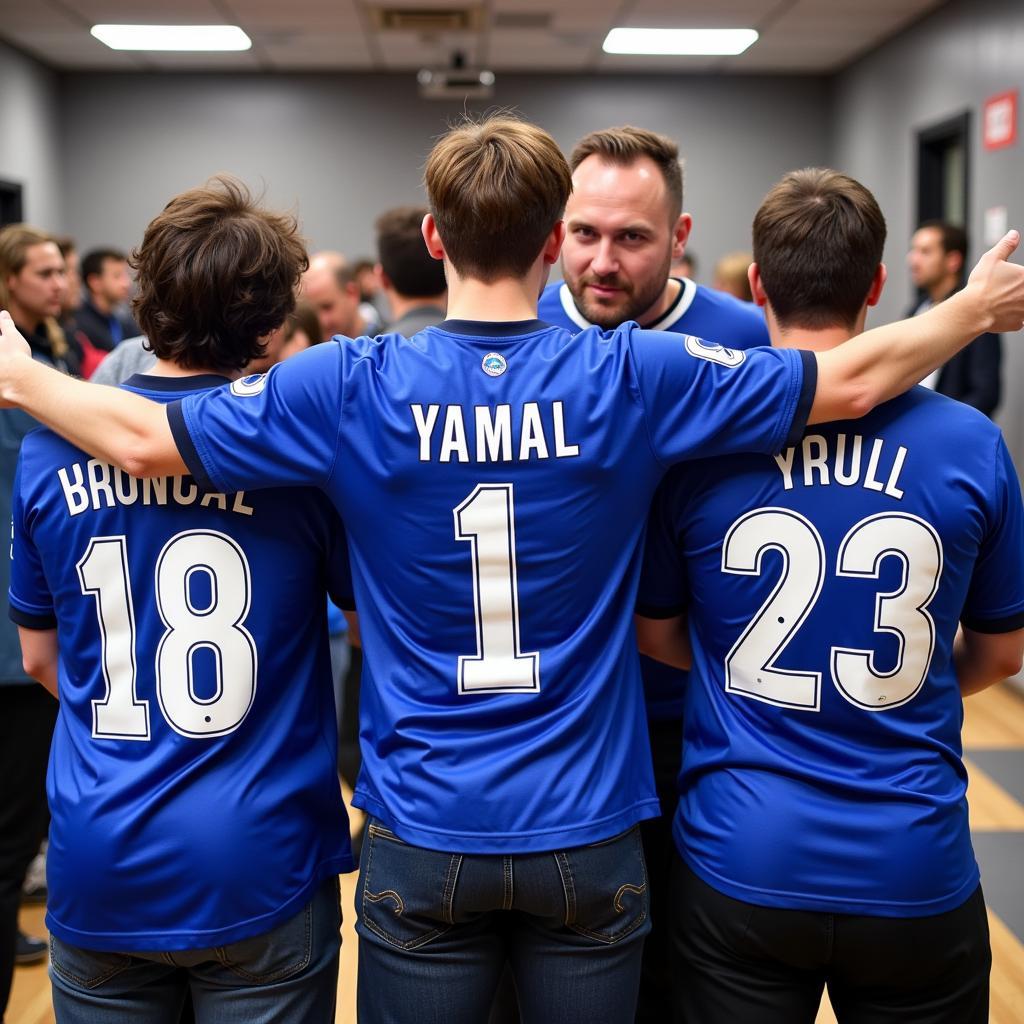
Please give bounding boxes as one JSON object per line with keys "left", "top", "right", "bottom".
{"left": 983, "top": 90, "right": 1017, "bottom": 150}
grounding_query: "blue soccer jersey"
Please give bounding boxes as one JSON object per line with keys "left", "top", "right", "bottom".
{"left": 639, "top": 386, "right": 1024, "bottom": 916}
{"left": 8, "top": 374, "right": 355, "bottom": 951}
{"left": 169, "top": 320, "right": 814, "bottom": 853}
{"left": 539, "top": 278, "right": 769, "bottom": 721}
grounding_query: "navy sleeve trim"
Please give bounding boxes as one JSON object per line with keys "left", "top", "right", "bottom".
{"left": 635, "top": 602, "right": 688, "bottom": 620}
{"left": 961, "top": 610, "right": 1024, "bottom": 634}
{"left": 167, "top": 401, "right": 217, "bottom": 492}
{"left": 9, "top": 605, "right": 57, "bottom": 630}
{"left": 784, "top": 349, "right": 817, "bottom": 449}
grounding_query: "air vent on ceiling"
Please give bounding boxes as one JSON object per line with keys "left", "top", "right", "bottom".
{"left": 492, "top": 12, "right": 552, "bottom": 30}
{"left": 370, "top": 7, "right": 483, "bottom": 32}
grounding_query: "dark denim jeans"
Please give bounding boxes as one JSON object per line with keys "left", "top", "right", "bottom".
{"left": 48, "top": 875, "right": 341, "bottom": 1024}
{"left": 356, "top": 820, "right": 650, "bottom": 1023}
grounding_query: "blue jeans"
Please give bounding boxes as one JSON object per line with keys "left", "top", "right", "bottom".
{"left": 356, "top": 821, "right": 650, "bottom": 1023}
{"left": 49, "top": 876, "right": 341, "bottom": 1024}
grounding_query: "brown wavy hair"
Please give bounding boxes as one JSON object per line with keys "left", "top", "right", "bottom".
{"left": 131, "top": 176, "right": 308, "bottom": 371}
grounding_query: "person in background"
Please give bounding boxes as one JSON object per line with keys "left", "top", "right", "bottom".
{"left": 301, "top": 251, "right": 369, "bottom": 342}
{"left": 671, "top": 250, "right": 697, "bottom": 281}
{"left": 376, "top": 206, "right": 447, "bottom": 337}
{"left": 712, "top": 250, "right": 754, "bottom": 302}
{"left": 73, "top": 248, "right": 138, "bottom": 354}
{"left": 0, "top": 224, "right": 71, "bottom": 1016}
{"left": 908, "top": 220, "right": 1001, "bottom": 416}
{"left": 353, "top": 257, "right": 387, "bottom": 330}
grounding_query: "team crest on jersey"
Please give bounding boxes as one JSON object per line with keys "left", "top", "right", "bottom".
{"left": 482, "top": 352, "right": 507, "bottom": 377}
{"left": 230, "top": 373, "right": 269, "bottom": 397}
{"left": 684, "top": 334, "right": 746, "bottom": 367}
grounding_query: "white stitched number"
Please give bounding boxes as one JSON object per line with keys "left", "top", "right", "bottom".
{"left": 78, "top": 537, "right": 150, "bottom": 739}
{"left": 724, "top": 510, "right": 825, "bottom": 710}
{"left": 454, "top": 483, "right": 539, "bottom": 693}
{"left": 78, "top": 531, "right": 257, "bottom": 740}
{"left": 722, "top": 509, "right": 943, "bottom": 712}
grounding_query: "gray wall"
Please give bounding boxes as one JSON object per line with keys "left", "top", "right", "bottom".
{"left": 0, "top": 40, "right": 63, "bottom": 229}
{"left": 831, "top": 0, "right": 1024, "bottom": 453}
{"left": 58, "top": 71, "right": 831, "bottom": 275}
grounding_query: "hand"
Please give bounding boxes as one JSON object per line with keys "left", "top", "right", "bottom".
{"left": 0, "top": 310, "right": 35, "bottom": 408}
{"left": 964, "top": 230, "right": 1024, "bottom": 333}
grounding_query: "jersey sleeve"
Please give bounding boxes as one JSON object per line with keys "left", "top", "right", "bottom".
{"left": 167, "top": 341, "right": 345, "bottom": 494}
{"left": 961, "top": 436, "right": 1024, "bottom": 633}
{"left": 636, "top": 473, "right": 689, "bottom": 619}
{"left": 8, "top": 449, "right": 56, "bottom": 630}
{"left": 628, "top": 329, "right": 815, "bottom": 465}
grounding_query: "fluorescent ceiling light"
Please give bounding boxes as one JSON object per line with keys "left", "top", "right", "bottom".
{"left": 90, "top": 24, "right": 252, "bottom": 52}
{"left": 603, "top": 28, "right": 758, "bottom": 56}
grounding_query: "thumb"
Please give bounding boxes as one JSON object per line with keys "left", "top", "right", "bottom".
{"left": 0, "top": 310, "right": 14, "bottom": 335}
{"left": 985, "top": 229, "right": 1021, "bottom": 265}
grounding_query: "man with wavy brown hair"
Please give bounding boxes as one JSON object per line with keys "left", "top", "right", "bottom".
{"left": 7, "top": 178, "right": 355, "bottom": 1023}
{"left": 1, "top": 117, "right": 1024, "bottom": 1022}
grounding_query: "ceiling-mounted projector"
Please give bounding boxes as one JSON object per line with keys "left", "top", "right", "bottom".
{"left": 417, "top": 51, "right": 495, "bottom": 99}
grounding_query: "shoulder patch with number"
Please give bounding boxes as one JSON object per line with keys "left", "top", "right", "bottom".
{"left": 684, "top": 334, "right": 746, "bottom": 367}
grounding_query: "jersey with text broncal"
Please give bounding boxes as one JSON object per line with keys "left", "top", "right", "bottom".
{"left": 539, "top": 278, "right": 769, "bottom": 721}
{"left": 640, "top": 387, "right": 1024, "bottom": 916}
{"left": 170, "top": 320, "right": 813, "bottom": 853}
{"left": 9, "top": 374, "right": 354, "bottom": 951}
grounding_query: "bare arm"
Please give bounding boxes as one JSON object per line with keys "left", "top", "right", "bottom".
{"left": 634, "top": 613, "right": 691, "bottom": 671}
{"left": 954, "top": 626, "right": 1024, "bottom": 697}
{"left": 0, "top": 312, "right": 184, "bottom": 477}
{"left": 809, "top": 231, "right": 1024, "bottom": 424}
{"left": 18, "top": 627, "right": 59, "bottom": 699}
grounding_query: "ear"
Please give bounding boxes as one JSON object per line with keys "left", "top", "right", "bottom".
{"left": 671, "top": 213, "right": 693, "bottom": 261}
{"left": 865, "top": 263, "right": 887, "bottom": 307}
{"left": 376, "top": 262, "right": 393, "bottom": 292}
{"left": 748, "top": 262, "right": 768, "bottom": 308}
{"left": 542, "top": 220, "right": 566, "bottom": 266}
{"left": 947, "top": 249, "right": 965, "bottom": 278}
{"left": 422, "top": 213, "right": 446, "bottom": 262}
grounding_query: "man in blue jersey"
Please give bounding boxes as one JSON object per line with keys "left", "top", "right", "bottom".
{"left": 1, "top": 117, "right": 1024, "bottom": 1022}
{"left": 9, "top": 177, "right": 354, "bottom": 1022}
{"left": 537, "top": 125, "right": 769, "bottom": 1018}
{"left": 636, "top": 168, "right": 1024, "bottom": 1024}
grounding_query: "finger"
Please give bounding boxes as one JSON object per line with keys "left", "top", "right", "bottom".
{"left": 0, "top": 309, "right": 14, "bottom": 335}
{"left": 986, "top": 229, "right": 1020, "bottom": 264}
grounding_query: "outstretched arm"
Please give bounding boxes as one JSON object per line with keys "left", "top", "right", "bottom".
{"left": 0, "top": 312, "right": 185, "bottom": 476}
{"left": 809, "top": 231, "right": 1024, "bottom": 424}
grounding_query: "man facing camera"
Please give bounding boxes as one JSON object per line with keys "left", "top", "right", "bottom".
{"left": 637, "top": 169, "right": 1024, "bottom": 1024}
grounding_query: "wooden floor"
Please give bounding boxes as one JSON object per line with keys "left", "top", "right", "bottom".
{"left": 10, "top": 684, "right": 1024, "bottom": 1023}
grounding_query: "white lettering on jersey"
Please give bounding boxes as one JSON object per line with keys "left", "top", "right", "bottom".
{"left": 55, "top": 460, "right": 254, "bottom": 517}
{"left": 410, "top": 403, "right": 582, "bottom": 463}
{"left": 774, "top": 434, "right": 907, "bottom": 500}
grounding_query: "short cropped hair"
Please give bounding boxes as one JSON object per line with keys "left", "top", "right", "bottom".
{"left": 570, "top": 126, "right": 684, "bottom": 223}
{"left": 752, "top": 168, "right": 886, "bottom": 330}
{"left": 424, "top": 114, "right": 572, "bottom": 282}
{"left": 81, "top": 247, "right": 127, "bottom": 284}
{"left": 375, "top": 206, "right": 446, "bottom": 298}
{"left": 917, "top": 219, "right": 968, "bottom": 262}
{"left": 131, "top": 176, "right": 308, "bottom": 372}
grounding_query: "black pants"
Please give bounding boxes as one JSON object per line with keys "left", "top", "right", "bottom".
{"left": 636, "top": 714, "right": 684, "bottom": 1023}
{"left": 0, "top": 684, "right": 57, "bottom": 1018}
{"left": 669, "top": 856, "right": 991, "bottom": 1024}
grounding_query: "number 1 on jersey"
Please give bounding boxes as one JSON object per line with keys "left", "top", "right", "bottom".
{"left": 454, "top": 484, "right": 539, "bottom": 693}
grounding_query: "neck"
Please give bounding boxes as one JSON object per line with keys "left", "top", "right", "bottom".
{"left": 90, "top": 292, "right": 113, "bottom": 316}
{"left": 386, "top": 291, "right": 446, "bottom": 322}
{"left": 769, "top": 307, "right": 866, "bottom": 353}
{"left": 445, "top": 272, "right": 542, "bottom": 323}
{"left": 927, "top": 274, "right": 958, "bottom": 305}
{"left": 8, "top": 300, "right": 41, "bottom": 333}
{"left": 636, "top": 278, "right": 681, "bottom": 328}
{"left": 148, "top": 358, "right": 240, "bottom": 380}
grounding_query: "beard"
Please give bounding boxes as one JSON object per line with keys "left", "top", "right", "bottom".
{"left": 565, "top": 257, "right": 673, "bottom": 330}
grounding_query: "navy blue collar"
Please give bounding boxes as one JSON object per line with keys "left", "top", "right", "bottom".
{"left": 436, "top": 319, "right": 550, "bottom": 338}
{"left": 123, "top": 373, "right": 231, "bottom": 392}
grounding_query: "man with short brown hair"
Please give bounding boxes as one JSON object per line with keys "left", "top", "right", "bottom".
{"left": 375, "top": 206, "right": 446, "bottom": 337}
{"left": 637, "top": 168, "right": 1022, "bottom": 1024}
{"left": 1, "top": 117, "right": 1023, "bottom": 1022}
